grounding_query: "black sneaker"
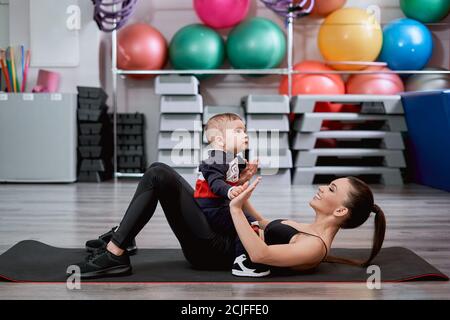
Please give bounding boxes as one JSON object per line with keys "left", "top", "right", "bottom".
{"left": 232, "top": 254, "right": 271, "bottom": 277}
{"left": 69, "top": 248, "right": 132, "bottom": 279}
{"left": 85, "top": 226, "right": 138, "bottom": 256}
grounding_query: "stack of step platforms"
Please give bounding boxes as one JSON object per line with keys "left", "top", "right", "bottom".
{"left": 291, "top": 95, "right": 407, "bottom": 185}
{"left": 77, "top": 86, "right": 113, "bottom": 182}
{"left": 113, "top": 113, "right": 146, "bottom": 173}
{"left": 156, "top": 75, "right": 202, "bottom": 186}
{"left": 241, "top": 95, "right": 292, "bottom": 186}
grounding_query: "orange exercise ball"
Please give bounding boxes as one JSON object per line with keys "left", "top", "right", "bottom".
{"left": 346, "top": 66, "right": 405, "bottom": 94}
{"left": 318, "top": 8, "right": 383, "bottom": 71}
{"left": 117, "top": 23, "right": 168, "bottom": 79}
{"left": 279, "top": 60, "right": 345, "bottom": 112}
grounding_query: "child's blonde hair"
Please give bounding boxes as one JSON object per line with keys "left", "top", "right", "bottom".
{"left": 205, "top": 113, "right": 244, "bottom": 144}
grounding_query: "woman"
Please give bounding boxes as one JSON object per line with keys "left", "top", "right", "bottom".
{"left": 73, "top": 162, "right": 386, "bottom": 279}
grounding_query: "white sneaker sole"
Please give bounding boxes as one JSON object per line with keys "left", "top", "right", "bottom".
{"left": 232, "top": 269, "right": 271, "bottom": 277}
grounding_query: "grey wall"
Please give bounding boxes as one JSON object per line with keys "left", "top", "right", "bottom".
{"left": 6, "top": 0, "right": 450, "bottom": 165}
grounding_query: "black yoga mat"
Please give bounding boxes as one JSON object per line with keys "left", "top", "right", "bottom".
{"left": 0, "top": 240, "right": 448, "bottom": 283}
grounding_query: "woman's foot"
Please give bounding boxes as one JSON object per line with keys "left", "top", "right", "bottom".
{"left": 85, "top": 226, "right": 138, "bottom": 256}
{"left": 69, "top": 247, "right": 132, "bottom": 279}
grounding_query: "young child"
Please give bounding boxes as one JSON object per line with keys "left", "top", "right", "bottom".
{"left": 194, "top": 113, "right": 270, "bottom": 277}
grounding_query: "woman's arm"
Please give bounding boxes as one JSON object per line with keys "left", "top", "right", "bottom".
{"left": 242, "top": 200, "right": 270, "bottom": 229}
{"left": 230, "top": 206, "right": 322, "bottom": 267}
{"left": 230, "top": 179, "right": 323, "bottom": 267}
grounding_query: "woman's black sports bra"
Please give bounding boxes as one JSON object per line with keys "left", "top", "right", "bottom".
{"left": 264, "top": 219, "right": 328, "bottom": 262}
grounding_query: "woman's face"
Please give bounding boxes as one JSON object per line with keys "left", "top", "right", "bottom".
{"left": 309, "top": 178, "right": 352, "bottom": 216}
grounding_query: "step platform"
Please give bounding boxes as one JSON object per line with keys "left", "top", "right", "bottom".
{"left": 79, "top": 159, "right": 110, "bottom": 172}
{"left": 117, "top": 124, "right": 144, "bottom": 135}
{"left": 117, "top": 135, "right": 143, "bottom": 146}
{"left": 160, "top": 95, "right": 203, "bottom": 114}
{"left": 77, "top": 86, "right": 108, "bottom": 102}
{"left": 157, "top": 150, "right": 200, "bottom": 168}
{"left": 117, "top": 145, "right": 144, "bottom": 157}
{"left": 291, "top": 95, "right": 403, "bottom": 114}
{"left": 292, "top": 130, "right": 405, "bottom": 150}
{"left": 155, "top": 75, "right": 199, "bottom": 95}
{"left": 77, "top": 171, "right": 112, "bottom": 183}
{"left": 241, "top": 95, "right": 290, "bottom": 114}
{"left": 160, "top": 114, "right": 202, "bottom": 132}
{"left": 158, "top": 131, "right": 202, "bottom": 150}
{"left": 248, "top": 131, "right": 290, "bottom": 150}
{"left": 111, "top": 113, "right": 145, "bottom": 125}
{"left": 246, "top": 114, "right": 290, "bottom": 132}
{"left": 78, "top": 146, "right": 112, "bottom": 158}
{"left": 248, "top": 149, "right": 293, "bottom": 169}
{"left": 294, "top": 148, "right": 406, "bottom": 168}
{"left": 292, "top": 166, "right": 403, "bottom": 185}
{"left": 258, "top": 168, "right": 291, "bottom": 186}
{"left": 118, "top": 156, "right": 146, "bottom": 170}
{"left": 293, "top": 113, "right": 407, "bottom": 132}
{"left": 203, "top": 105, "right": 245, "bottom": 124}
{"left": 78, "top": 108, "right": 107, "bottom": 122}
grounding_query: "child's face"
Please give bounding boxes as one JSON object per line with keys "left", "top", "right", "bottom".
{"left": 222, "top": 119, "right": 248, "bottom": 154}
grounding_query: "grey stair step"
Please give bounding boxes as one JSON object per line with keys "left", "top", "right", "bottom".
{"left": 291, "top": 94, "right": 403, "bottom": 114}
{"left": 294, "top": 148, "right": 406, "bottom": 168}
{"left": 241, "top": 94, "right": 290, "bottom": 114}
{"left": 158, "top": 131, "right": 202, "bottom": 150}
{"left": 160, "top": 114, "right": 202, "bottom": 132}
{"left": 160, "top": 95, "right": 203, "bottom": 113}
{"left": 258, "top": 168, "right": 291, "bottom": 186}
{"left": 248, "top": 149, "right": 293, "bottom": 169}
{"left": 292, "top": 130, "right": 405, "bottom": 150}
{"left": 155, "top": 75, "right": 199, "bottom": 95}
{"left": 247, "top": 114, "right": 290, "bottom": 132}
{"left": 293, "top": 113, "right": 407, "bottom": 132}
{"left": 203, "top": 105, "right": 245, "bottom": 124}
{"left": 292, "top": 166, "right": 403, "bottom": 185}
{"left": 248, "top": 131, "right": 290, "bottom": 150}
{"left": 157, "top": 150, "right": 200, "bottom": 168}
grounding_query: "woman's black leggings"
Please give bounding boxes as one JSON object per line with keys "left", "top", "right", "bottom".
{"left": 111, "top": 162, "right": 236, "bottom": 270}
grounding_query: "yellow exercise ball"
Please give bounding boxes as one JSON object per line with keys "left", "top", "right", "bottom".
{"left": 318, "top": 8, "right": 383, "bottom": 70}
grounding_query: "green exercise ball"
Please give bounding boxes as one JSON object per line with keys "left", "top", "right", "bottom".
{"left": 169, "top": 24, "right": 225, "bottom": 77}
{"left": 226, "top": 17, "right": 286, "bottom": 70}
{"left": 400, "top": 0, "right": 450, "bottom": 23}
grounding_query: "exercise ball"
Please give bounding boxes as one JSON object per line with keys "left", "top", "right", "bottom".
{"left": 279, "top": 61, "right": 345, "bottom": 112}
{"left": 194, "top": 0, "right": 250, "bottom": 29}
{"left": 303, "top": 0, "right": 347, "bottom": 17}
{"left": 169, "top": 24, "right": 225, "bottom": 76}
{"left": 406, "top": 67, "right": 450, "bottom": 91}
{"left": 378, "top": 18, "right": 433, "bottom": 71}
{"left": 346, "top": 66, "right": 405, "bottom": 94}
{"left": 400, "top": 0, "right": 450, "bottom": 23}
{"left": 227, "top": 17, "right": 286, "bottom": 70}
{"left": 318, "top": 8, "right": 382, "bottom": 70}
{"left": 117, "top": 23, "right": 168, "bottom": 79}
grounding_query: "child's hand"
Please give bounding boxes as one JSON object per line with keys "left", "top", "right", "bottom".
{"left": 237, "top": 159, "right": 259, "bottom": 185}
{"left": 228, "top": 185, "right": 245, "bottom": 199}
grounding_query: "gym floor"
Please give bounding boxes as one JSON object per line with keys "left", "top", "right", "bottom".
{"left": 0, "top": 180, "right": 449, "bottom": 300}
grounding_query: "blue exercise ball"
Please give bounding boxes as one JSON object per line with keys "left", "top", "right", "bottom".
{"left": 378, "top": 18, "right": 433, "bottom": 70}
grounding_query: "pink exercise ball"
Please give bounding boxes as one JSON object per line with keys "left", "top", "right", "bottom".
{"left": 193, "top": 0, "right": 250, "bottom": 29}
{"left": 117, "top": 23, "right": 168, "bottom": 79}
{"left": 346, "top": 66, "right": 405, "bottom": 94}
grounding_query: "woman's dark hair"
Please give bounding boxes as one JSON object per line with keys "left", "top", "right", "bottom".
{"left": 325, "top": 176, "right": 386, "bottom": 268}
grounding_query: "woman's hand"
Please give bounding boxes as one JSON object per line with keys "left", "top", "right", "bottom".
{"left": 230, "top": 176, "right": 262, "bottom": 210}
{"left": 237, "top": 159, "right": 259, "bottom": 186}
